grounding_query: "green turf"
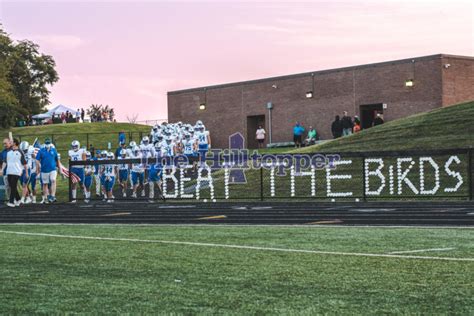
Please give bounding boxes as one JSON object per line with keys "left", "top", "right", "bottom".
{"left": 295, "top": 100, "right": 474, "bottom": 153}
{"left": 0, "top": 225, "right": 472, "bottom": 314}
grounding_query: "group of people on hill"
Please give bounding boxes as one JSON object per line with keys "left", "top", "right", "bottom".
{"left": 0, "top": 121, "right": 212, "bottom": 206}
{"left": 288, "top": 111, "right": 385, "bottom": 148}
{"left": 292, "top": 122, "right": 319, "bottom": 148}
{"left": 331, "top": 111, "right": 384, "bottom": 139}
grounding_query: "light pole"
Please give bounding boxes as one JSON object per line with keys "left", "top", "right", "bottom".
{"left": 267, "top": 102, "right": 273, "bottom": 144}
{"left": 267, "top": 84, "right": 277, "bottom": 144}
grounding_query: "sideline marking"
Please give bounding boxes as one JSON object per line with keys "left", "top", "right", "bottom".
{"left": 307, "top": 219, "right": 343, "bottom": 225}
{"left": 101, "top": 212, "right": 131, "bottom": 217}
{"left": 26, "top": 211, "right": 49, "bottom": 215}
{"left": 196, "top": 215, "right": 227, "bottom": 220}
{"left": 159, "top": 205, "right": 196, "bottom": 209}
{"left": 389, "top": 248, "right": 456, "bottom": 254}
{"left": 352, "top": 208, "right": 395, "bottom": 212}
{"left": 0, "top": 230, "right": 472, "bottom": 262}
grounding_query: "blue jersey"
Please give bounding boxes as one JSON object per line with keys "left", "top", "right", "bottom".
{"left": 36, "top": 147, "right": 58, "bottom": 173}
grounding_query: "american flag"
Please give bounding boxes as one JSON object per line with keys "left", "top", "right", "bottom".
{"left": 59, "top": 163, "right": 81, "bottom": 184}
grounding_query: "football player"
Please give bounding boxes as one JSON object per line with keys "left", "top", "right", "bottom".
{"left": 195, "top": 124, "right": 211, "bottom": 159}
{"left": 68, "top": 140, "right": 87, "bottom": 203}
{"left": 130, "top": 146, "right": 145, "bottom": 198}
{"left": 101, "top": 152, "right": 117, "bottom": 203}
{"left": 148, "top": 152, "right": 163, "bottom": 203}
{"left": 118, "top": 149, "right": 130, "bottom": 197}
{"left": 84, "top": 151, "right": 93, "bottom": 203}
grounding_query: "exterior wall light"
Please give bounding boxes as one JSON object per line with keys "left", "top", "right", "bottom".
{"left": 405, "top": 79, "right": 414, "bottom": 87}
{"left": 199, "top": 103, "right": 206, "bottom": 110}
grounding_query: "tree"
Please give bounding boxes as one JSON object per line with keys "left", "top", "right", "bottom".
{"left": 7, "top": 40, "right": 59, "bottom": 117}
{"left": 0, "top": 25, "right": 59, "bottom": 128}
{"left": 0, "top": 72, "right": 18, "bottom": 128}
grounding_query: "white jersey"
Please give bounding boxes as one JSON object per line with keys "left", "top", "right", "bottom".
{"left": 182, "top": 139, "right": 195, "bottom": 155}
{"left": 131, "top": 153, "right": 144, "bottom": 173}
{"left": 69, "top": 148, "right": 86, "bottom": 168}
{"left": 140, "top": 143, "right": 155, "bottom": 158}
{"left": 161, "top": 142, "right": 175, "bottom": 157}
{"left": 118, "top": 156, "right": 129, "bottom": 171}
{"left": 27, "top": 147, "right": 37, "bottom": 171}
{"left": 103, "top": 164, "right": 116, "bottom": 177}
{"left": 151, "top": 131, "right": 162, "bottom": 144}
{"left": 85, "top": 164, "right": 93, "bottom": 176}
{"left": 196, "top": 131, "right": 209, "bottom": 145}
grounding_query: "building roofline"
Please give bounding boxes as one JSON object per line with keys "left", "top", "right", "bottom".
{"left": 167, "top": 54, "right": 473, "bottom": 95}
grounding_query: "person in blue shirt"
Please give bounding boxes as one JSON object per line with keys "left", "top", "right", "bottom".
{"left": 35, "top": 138, "right": 59, "bottom": 203}
{"left": 293, "top": 122, "right": 305, "bottom": 148}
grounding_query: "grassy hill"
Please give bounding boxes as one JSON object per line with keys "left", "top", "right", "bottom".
{"left": 1, "top": 122, "right": 151, "bottom": 157}
{"left": 295, "top": 100, "right": 474, "bottom": 153}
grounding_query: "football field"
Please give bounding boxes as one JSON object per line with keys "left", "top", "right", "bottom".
{"left": 0, "top": 224, "right": 472, "bottom": 314}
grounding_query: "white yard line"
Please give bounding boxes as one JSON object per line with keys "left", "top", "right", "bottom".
{"left": 389, "top": 248, "right": 456, "bottom": 254}
{"left": 0, "top": 223, "right": 472, "bottom": 229}
{"left": 0, "top": 230, "right": 472, "bottom": 262}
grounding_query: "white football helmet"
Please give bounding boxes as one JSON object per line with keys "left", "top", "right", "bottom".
{"left": 19, "top": 141, "right": 29, "bottom": 152}
{"left": 71, "top": 140, "right": 80, "bottom": 151}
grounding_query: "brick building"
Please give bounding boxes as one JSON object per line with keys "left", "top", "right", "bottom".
{"left": 167, "top": 54, "right": 474, "bottom": 149}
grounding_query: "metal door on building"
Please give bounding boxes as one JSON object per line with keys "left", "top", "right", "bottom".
{"left": 360, "top": 104, "right": 383, "bottom": 129}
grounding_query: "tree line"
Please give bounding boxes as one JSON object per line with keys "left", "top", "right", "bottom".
{"left": 0, "top": 26, "right": 58, "bottom": 128}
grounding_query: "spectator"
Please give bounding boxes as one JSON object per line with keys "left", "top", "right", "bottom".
{"left": 255, "top": 125, "right": 266, "bottom": 149}
{"left": 2, "top": 138, "right": 27, "bottom": 207}
{"left": 36, "top": 138, "right": 59, "bottom": 203}
{"left": 373, "top": 113, "right": 384, "bottom": 126}
{"left": 115, "top": 141, "right": 127, "bottom": 158}
{"left": 1, "top": 138, "right": 12, "bottom": 199}
{"left": 61, "top": 112, "right": 66, "bottom": 124}
{"left": 293, "top": 122, "right": 305, "bottom": 148}
{"left": 354, "top": 116, "right": 361, "bottom": 126}
{"left": 341, "top": 111, "right": 354, "bottom": 136}
{"left": 103, "top": 110, "right": 109, "bottom": 122}
{"left": 118, "top": 131, "right": 126, "bottom": 145}
{"left": 81, "top": 108, "right": 85, "bottom": 122}
{"left": 331, "top": 115, "right": 343, "bottom": 139}
{"left": 305, "top": 126, "right": 318, "bottom": 146}
{"left": 353, "top": 121, "right": 361, "bottom": 133}
{"left": 89, "top": 144, "right": 95, "bottom": 158}
{"left": 76, "top": 109, "right": 81, "bottom": 122}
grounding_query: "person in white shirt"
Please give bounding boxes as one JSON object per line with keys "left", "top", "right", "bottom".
{"left": 256, "top": 125, "right": 266, "bottom": 149}
{"left": 1, "top": 139, "right": 28, "bottom": 207}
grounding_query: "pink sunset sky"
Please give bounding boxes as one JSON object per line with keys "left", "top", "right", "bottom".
{"left": 1, "top": 0, "right": 472, "bottom": 121}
